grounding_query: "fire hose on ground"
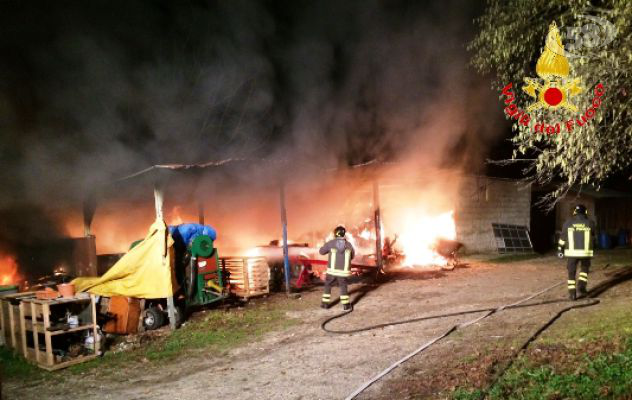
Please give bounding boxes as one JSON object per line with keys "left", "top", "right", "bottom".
{"left": 320, "top": 280, "right": 603, "bottom": 400}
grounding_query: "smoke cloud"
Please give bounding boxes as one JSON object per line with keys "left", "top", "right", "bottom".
{"left": 0, "top": 0, "right": 507, "bottom": 269}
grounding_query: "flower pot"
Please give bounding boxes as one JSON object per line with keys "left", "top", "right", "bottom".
{"left": 57, "top": 283, "right": 76, "bottom": 299}
{"left": 36, "top": 287, "right": 60, "bottom": 300}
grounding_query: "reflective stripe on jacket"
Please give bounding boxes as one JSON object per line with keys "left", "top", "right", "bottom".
{"left": 559, "top": 215, "right": 596, "bottom": 258}
{"left": 319, "top": 238, "right": 355, "bottom": 277}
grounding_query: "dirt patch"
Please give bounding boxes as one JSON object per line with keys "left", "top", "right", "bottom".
{"left": 524, "top": 338, "right": 626, "bottom": 373}
{"left": 360, "top": 263, "right": 632, "bottom": 400}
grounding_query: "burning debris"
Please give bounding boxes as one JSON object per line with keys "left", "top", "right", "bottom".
{"left": 396, "top": 211, "right": 457, "bottom": 267}
{"left": 341, "top": 209, "right": 458, "bottom": 269}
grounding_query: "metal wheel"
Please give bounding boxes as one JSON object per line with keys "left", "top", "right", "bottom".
{"left": 143, "top": 306, "right": 165, "bottom": 330}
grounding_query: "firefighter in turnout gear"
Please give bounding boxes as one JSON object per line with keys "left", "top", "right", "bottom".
{"left": 558, "top": 204, "right": 596, "bottom": 300}
{"left": 320, "top": 226, "right": 355, "bottom": 311}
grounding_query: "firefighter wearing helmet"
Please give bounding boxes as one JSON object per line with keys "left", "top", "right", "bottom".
{"left": 557, "top": 204, "right": 596, "bottom": 300}
{"left": 320, "top": 225, "right": 355, "bottom": 310}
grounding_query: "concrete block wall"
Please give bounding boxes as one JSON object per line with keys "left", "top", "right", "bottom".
{"left": 454, "top": 177, "right": 531, "bottom": 253}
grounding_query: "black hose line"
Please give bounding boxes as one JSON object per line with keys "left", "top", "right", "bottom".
{"left": 333, "top": 265, "right": 624, "bottom": 399}
{"left": 329, "top": 279, "right": 605, "bottom": 400}
{"left": 323, "top": 265, "right": 617, "bottom": 336}
{"left": 321, "top": 298, "right": 571, "bottom": 335}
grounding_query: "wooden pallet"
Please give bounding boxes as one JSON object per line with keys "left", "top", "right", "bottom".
{"left": 221, "top": 257, "right": 270, "bottom": 299}
{"left": 0, "top": 292, "right": 36, "bottom": 349}
{"left": 19, "top": 295, "right": 100, "bottom": 371}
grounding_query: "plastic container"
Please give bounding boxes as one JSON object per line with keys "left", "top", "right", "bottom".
{"left": 617, "top": 229, "right": 630, "bottom": 247}
{"left": 598, "top": 232, "right": 611, "bottom": 249}
{"left": 85, "top": 330, "right": 103, "bottom": 355}
{"left": 57, "top": 283, "right": 76, "bottom": 299}
{"left": 67, "top": 315, "right": 79, "bottom": 328}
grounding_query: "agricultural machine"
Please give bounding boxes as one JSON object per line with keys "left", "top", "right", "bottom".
{"left": 142, "top": 232, "right": 228, "bottom": 330}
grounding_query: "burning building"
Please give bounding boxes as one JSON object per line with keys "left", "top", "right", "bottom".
{"left": 0, "top": 159, "right": 542, "bottom": 288}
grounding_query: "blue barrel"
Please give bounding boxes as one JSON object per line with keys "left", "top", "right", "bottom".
{"left": 599, "top": 232, "right": 611, "bottom": 249}
{"left": 618, "top": 229, "right": 630, "bottom": 247}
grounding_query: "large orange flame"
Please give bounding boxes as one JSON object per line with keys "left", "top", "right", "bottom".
{"left": 397, "top": 210, "right": 456, "bottom": 266}
{"left": 0, "top": 254, "right": 22, "bottom": 286}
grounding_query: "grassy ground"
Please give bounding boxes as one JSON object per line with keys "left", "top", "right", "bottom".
{"left": 0, "top": 293, "right": 308, "bottom": 382}
{"left": 452, "top": 266, "right": 632, "bottom": 400}
{"left": 453, "top": 343, "right": 632, "bottom": 400}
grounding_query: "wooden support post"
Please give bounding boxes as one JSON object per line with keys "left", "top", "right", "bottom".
{"left": 43, "top": 303, "right": 53, "bottom": 366}
{"left": 279, "top": 182, "right": 291, "bottom": 294}
{"left": 8, "top": 304, "right": 16, "bottom": 348}
{"left": 373, "top": 180, "right": 383, "bottom": 272}
{"left": 137, "top": 299, "right": 146, "bottom": 333}
{"left": 91, "top": 294, "right": 99, "bottom": 355}
{"left": 0, "top": 299, "right": 5, "bottom": 346}
{"left": 31, "top": 302, "right": 40, "bottom": 363}
{"left": 19, "top": 302, "right": 27, "bottom": 357}
{"left": 166, "top": 296, "right": 177, "bottom": 330}
{"left": 154, "top": 184, "right": 177, "bottom": 331}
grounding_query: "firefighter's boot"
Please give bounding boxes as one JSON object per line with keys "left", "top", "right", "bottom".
{"left": 568, "top": 280, "right": 576, "bottom": 301}
{"left": 577, "top": 281, "right": 588, "bottom": 298}
{"left": 340, "top": 294, "right": 351, "bottom": 311}
{"left": 578, "top": 272, "right": 588, "bottom": 297}
{"left": 321, "top": 293, "right": 331, "bottom": 309}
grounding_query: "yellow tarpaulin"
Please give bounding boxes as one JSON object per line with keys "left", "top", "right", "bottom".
{"left": 73, "top": 219, "right": 176, "bottom": 298}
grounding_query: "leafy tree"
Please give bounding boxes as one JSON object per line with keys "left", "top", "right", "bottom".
{"left": 470, "top": 0, "right": 631, "bottom": 206}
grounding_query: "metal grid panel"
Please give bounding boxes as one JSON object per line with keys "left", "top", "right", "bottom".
{"left": 491, "top": 223, "right": 533, "bottom": 253}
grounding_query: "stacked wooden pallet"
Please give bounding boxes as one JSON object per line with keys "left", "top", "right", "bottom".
{"left": 221, "top": 256, "right": 270, "bottom": 299}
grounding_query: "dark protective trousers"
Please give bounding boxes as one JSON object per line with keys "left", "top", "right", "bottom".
{"left": 567, "top": 257, "right": 590, "bottom": 293}
{"left": 322, "top": 274, "right": 350, "bottom": 305}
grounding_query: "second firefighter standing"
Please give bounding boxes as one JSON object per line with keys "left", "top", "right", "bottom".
{"left": 558, "top": 204, "right": 596, "bottom": 300}
{"left": 320, "top": 226, "right": 355, "bottom": 310}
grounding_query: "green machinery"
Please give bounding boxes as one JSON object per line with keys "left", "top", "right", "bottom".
{"left": 183, "top": 235, "right": 227, "bottom": 307}
{"left": 138, "top": 234, "right": 228, "bottom": 330}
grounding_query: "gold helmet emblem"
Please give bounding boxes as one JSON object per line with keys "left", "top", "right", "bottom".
{"left": 523, "top": 22, "right": 583, "bottom": 112}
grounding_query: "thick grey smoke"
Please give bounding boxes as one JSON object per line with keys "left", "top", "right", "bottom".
{"left": 0, "top": 0, "right": 507, "bottom": 259}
